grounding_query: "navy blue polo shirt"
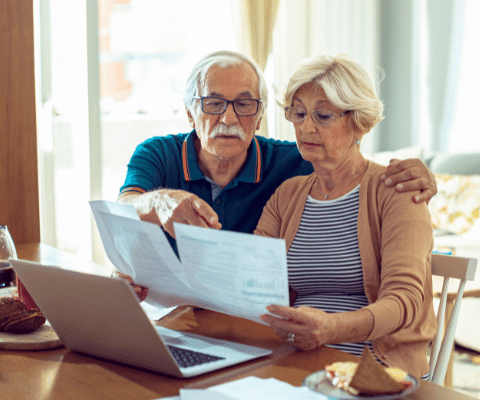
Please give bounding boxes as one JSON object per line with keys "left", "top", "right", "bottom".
{"left": 120, "top": 130, "right": 313, "bottom": 253}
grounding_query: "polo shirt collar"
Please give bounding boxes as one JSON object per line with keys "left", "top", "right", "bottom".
{"left": 181, "top": 130, "right": 262, "bottom": 184}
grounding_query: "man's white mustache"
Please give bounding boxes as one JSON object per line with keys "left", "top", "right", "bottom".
{"left": 210, "top": 124, "right": 246, "bottom": 140}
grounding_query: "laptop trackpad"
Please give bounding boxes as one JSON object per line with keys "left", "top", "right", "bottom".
{"left": 156, "top": 326, "right": 218, "bottom": 350}
{"left": 161, "top": 334, "right": 214, "bottom": 350}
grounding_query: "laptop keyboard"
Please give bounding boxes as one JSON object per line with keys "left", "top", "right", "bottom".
{"left": 167, "top": 345, "right": 226, "bottom": 368}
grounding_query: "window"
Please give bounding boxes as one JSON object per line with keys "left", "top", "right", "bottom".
{"left": 37, "top": 0, "right": 240, "bottom": 261}
{"left": 98, "top": 0, "right": 240, "bottom": 201}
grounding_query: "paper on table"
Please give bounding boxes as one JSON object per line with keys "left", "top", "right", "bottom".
{"left": 156, "top": 397, "right": 180, "bottom": 400}
{"left": 156, "top": 377, "right": 328, "bottom": 400}
{"left": 179, "top": 389, "right": 236, "bottom": 400}
{"left": 207, "top": 376, "right": 327, "bottom": 400}
{"left": 90, "top": 200, "right": 290, "bottom": 324}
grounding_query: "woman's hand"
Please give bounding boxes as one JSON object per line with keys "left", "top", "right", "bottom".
{"left": 111, "top": 269, "right": 149, "bottom": 302}
{"left": 260, "top": 305, "right": 335, "bottom": 351}
{"left": 382, "top": 158, "right": 437, "bottom": 204}
{"left": 260, "top": 304, "right": 374, "bottom": 351}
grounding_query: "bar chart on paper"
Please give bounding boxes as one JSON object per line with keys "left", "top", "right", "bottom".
{"left": 243, "top": 278, "right": 276, "bottom": 290}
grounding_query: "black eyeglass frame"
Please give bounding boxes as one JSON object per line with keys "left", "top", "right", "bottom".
{"left": 284, "top": 106, "right": 351, "bottom": 126}
{"left": 193, "top": 96, "right": 262, "bottom": 116}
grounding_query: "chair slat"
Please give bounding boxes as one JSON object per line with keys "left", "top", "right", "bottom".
{"left": 429, "top": 253, "right": 477, "bottom": 385}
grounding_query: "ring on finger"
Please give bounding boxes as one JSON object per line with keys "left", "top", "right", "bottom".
{"left": 287, "top": 332, "right": 295, "bottom": 345}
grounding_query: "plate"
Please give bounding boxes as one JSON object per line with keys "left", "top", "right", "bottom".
{"left": 0, "top": 324, "right": 63, "bottom": 350}
{"left": 303, "top": 370, "right": 419, "bottom": 400}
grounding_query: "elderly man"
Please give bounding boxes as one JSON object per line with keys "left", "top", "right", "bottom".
{"left": 116, "top": 51, "right": 436, "bottom": 298}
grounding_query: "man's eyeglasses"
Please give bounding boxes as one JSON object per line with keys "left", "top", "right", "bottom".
{"left": 194, "top": 96, "right": 261, "bottom": 116}
{"left": 284, "top": 106, "right": 350, "bottom": 126}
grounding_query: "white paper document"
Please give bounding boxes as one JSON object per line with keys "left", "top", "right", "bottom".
{"left": 90, "top": 200, "right": 289, "bottom": 324}
{"left": 156, "top": 376, "right": 327, "bottom": 400}
{"left": 208, "top": 376, "right": 327, "bottom": 400}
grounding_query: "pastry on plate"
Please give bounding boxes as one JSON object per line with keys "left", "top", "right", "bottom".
{"left": 326, "top": 347, "right": 411, "bottom": 396}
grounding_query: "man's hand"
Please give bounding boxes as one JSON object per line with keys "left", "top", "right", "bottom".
{"left": 117, "top": 189, "right": 222, "bottom": 238}
{"left": 382, "top": 158, "right": 437, "bottom": 203}
{"left": 112, "top": 270, "right": 149, "bottom": 302}
{"left": 154, "top": 190, "right": 222, "bottom": 237}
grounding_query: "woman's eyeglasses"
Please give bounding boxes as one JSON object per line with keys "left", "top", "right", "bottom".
{"left": 284, "top": 106, "right": 350, "bottom": 126}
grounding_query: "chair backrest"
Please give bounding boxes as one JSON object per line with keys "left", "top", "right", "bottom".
{"left": 429, "top": 253, "right": 477, "bottom": 385}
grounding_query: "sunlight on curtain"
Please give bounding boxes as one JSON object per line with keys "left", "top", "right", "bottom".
{"left": 447, "top": 0, "right": 480, "bottom": 153}
{"left": 425, "top": 0, "right": 465, "bottom": 153}
{"left": 421, "top": 0, "right": 479, "bottom": 154}
{"left": 239, "top": 0, "right": 279, "bottom": 138}
{"left": 239, "top": 0, "right": 279, "bottom": 70}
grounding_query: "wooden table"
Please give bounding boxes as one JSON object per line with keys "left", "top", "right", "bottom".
{"left": 0, "top": 243, "right": 476, "bottom": 399}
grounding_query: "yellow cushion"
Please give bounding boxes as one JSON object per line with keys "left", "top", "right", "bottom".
{"left": 429, "top": 173, "right": 480, "bottom": 234}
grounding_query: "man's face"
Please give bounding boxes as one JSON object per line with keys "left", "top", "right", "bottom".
{"left": 187, "top": 63, "right": 263, "bottom": 162}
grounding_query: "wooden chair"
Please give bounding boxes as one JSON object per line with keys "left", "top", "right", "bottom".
{"left": 429, "top": 253, "right": 477, "bottom": 385}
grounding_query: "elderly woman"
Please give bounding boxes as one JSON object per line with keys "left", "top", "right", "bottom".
{"left": 257, "top": 54, "right": 436, "bottom": 379}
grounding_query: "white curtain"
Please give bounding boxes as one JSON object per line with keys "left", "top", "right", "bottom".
{"left": 426, "top": 0, "right": 465, "bottom": 152}
{"left": 239, "top": 0, "right": 279, "bottom": 137}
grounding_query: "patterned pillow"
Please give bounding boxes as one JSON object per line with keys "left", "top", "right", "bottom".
{"left": 429, "top": 173, "right": 480, "bottom": 234}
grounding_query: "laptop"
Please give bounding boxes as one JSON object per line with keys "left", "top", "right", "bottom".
{"left": 11, "top": 259, "right": 272, "bottom": 378}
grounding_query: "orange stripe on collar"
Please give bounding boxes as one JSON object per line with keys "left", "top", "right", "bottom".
{"left": 254, "top": 137, "right": 261, "bottom": 183}
{"left": 120, "top": 186, "right": 146, "bottom": 195}
{"left": 182, "top": 140, "right": 191, "bottom": 181}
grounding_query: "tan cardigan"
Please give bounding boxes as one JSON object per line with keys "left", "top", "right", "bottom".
{"left": 254, "top": 161, "right": 437, "bottom": 378}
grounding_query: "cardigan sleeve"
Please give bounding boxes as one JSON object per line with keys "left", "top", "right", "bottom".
{"left": 253, "top": 186, "right": 282, "bottom": 239}
{"left": 254, "top": 174, "right": 315, "bottom": 244}
{"left": 363, "top": 181, "right": 434, "bottom": 340}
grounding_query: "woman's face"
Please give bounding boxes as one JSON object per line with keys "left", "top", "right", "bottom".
{"left": 291, "top": 82, "right": 361, "bottom": 169}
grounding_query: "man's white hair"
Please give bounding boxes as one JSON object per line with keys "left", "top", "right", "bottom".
{"left": 183, "top": 50, "right": 268, "bottom": 115}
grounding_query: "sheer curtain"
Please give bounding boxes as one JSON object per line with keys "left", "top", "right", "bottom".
{"left": 444, "top": 0, "right": 480, "bottom": 153}
{"left": 239, "top": 0, "right": 279, "bottom": 137}
{"left": 271, "top": 0, "right": 380, "bottom": 148}
{"left": 426, "top": 0, "right": 465, "bottom": 153}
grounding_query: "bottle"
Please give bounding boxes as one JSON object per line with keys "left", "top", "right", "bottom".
{"left": 0, "top": 225, "right": 17, "bottom": 288}
{"left": 0, "top": 225, "right": 38, "bottom": 309}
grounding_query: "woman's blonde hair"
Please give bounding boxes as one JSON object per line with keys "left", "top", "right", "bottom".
{"left": 283, "top": 53, "right": 384, "bottom": 133}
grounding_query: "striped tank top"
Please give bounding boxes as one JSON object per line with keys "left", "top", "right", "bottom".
{"left": 287, "top": 185, "right": 377, "bottom": 359}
